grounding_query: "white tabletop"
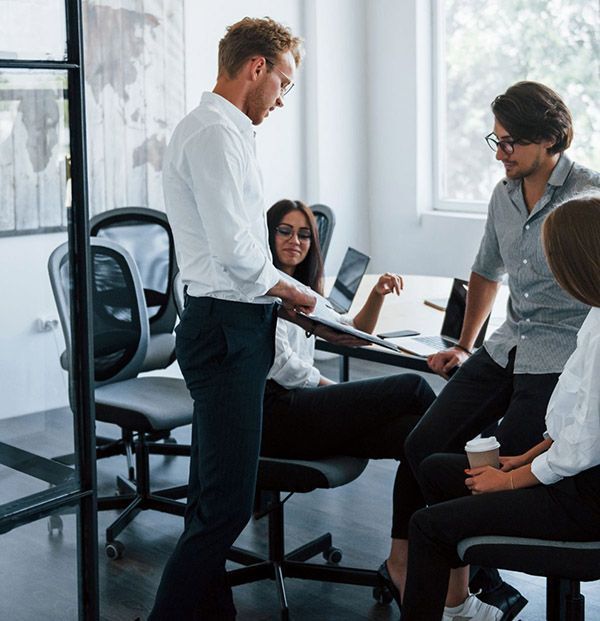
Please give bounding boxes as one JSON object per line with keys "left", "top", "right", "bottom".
{"left": 328, "top": 274, "right": 508, "bottom": 337}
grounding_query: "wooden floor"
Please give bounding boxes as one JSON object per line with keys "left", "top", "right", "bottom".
{"left": 1, "top": 356, "right": 598, "bottom": 620}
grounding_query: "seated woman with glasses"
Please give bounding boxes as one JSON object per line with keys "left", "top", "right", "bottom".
{"left": 401, "top": 194, "right": 600, "bottom": 621}
{"left": 262, "top": 198, "right": 436, "bottom": 611}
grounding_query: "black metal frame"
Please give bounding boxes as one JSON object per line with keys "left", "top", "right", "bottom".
{"left": 228, "top": 491, "right": 380, "bottom": 621}
{"left": 0, "top": 1, "right": 99, "bottom": 618}
{"left": 546, "top": 578, "right": 585, "bottom": 621}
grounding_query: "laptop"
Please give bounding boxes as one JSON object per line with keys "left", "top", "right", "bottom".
{"left": 391, "top": 278, "right": 489, "bottom": 357}
{"left": 326, "top": 247, "right": 370, "bottom": 313}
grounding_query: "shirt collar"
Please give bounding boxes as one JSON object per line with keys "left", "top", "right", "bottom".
{"left": 201, "top": 91, "right": 253, "bottom": 135}
{"left": 546, "top": 153, "right": 573, "bottom": 187}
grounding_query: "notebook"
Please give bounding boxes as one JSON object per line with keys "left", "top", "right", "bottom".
{"left": 326, "top": 247, "right": 370, "bottom": 313}
{"left": 391, "top": 278, "right": 489, "bottom": 357}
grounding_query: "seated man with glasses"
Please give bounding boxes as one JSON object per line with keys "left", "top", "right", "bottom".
{"left": 404, "top": 81, "right": 600, "bottom": 619}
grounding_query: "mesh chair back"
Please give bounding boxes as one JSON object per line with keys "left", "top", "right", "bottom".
{"left": 90, "top": 207, "right": 177, "bottom": 337}
{"left": 310, "top": 204, "right": 336, "bottom": 261}
{"left": 48, "top": 239, "right": 149, "bottom": 387}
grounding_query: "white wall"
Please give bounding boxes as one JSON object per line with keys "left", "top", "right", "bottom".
{"left": 2, "top": 0, "right": 490, "bottom": 419}
{"left": 365, "top": 0, "right": 486, "bottom": 279}
{"left": 301, "top": 0, "right": 370, "bottom": 276}
{"left": 0, "top": 233, "right": 68, "bottom": 418}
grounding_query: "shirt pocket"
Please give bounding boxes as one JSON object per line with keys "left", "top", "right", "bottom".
{"left": 529, "top": 237, "right": 554, "bottom": 278}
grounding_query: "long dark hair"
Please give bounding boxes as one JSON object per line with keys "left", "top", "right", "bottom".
{"left": 267, "top": 199, "right": 324, "bottom": 295}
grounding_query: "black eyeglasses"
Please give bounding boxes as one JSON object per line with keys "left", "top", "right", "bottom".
{"left": 275, "top": 225, "right": 312, "bottom": 241}
{"left": 485, "top": 132, "right": 531, "bottom": 155}
{"left": 266, "top": 59, "right": 295, "bottom": 97}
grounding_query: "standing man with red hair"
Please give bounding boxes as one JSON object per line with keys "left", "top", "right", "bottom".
{"left": 149, "top": 18, "right": 313, "bottom": 620}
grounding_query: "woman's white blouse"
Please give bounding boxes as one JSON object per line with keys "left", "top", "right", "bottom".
{"left": 267, "top": 320, "right": 320, "bottom": 389}
{"left": 267, "top": 313, "right": 353, "bottom": 389}
{"left": 531, "top": 307, "right": 600, "bottom": 485}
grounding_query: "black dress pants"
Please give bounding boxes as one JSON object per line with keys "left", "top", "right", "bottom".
{"left": 404, "top": 346, "right": 560, "bottom": 591}
{"left": 401, "top": 455, "right": 600, "bottom": 621}
{"left": 149, "top": 297, "right": 277, "bottom": 621}
{"left": 261, "top": 373, "right": 436, "bottom": 538}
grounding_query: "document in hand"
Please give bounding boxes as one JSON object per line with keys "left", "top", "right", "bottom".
{"left": 277, "top": 270, "right": 403, "bottom": 354}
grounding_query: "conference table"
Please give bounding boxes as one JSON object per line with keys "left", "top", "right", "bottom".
{"left": 316, "top": 274, "right": 508, "bottom": 381}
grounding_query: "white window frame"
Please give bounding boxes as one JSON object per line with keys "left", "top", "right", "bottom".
{"left": 431, "top": 1, "right": 488, "bottom": 215}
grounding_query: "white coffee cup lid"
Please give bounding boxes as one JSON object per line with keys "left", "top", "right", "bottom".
{"left": 464, "top": 436, "right": 500, "bottom": 453}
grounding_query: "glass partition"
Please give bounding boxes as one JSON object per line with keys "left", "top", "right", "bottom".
{"left": 0, "top": 1, "right": 98, "bottom": 618}
{"left": 0, "top": 0, "right": 67, "bottom": 61}
{"left": 0, "top": 509, "right": 79, "bottom": 620}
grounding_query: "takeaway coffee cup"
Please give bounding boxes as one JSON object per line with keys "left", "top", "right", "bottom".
{"left": 464, "top": 437, "right": 501, "bottom": 469}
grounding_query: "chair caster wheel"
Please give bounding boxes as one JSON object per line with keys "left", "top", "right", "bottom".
{"left": 105, "top": 540, "right": 125, "bottom": 560}
{"left": 372, "top": 584, "right": 394, "bottom": 604}
{"left": 47, "top": 515, "right": 64, "bottom": 535}
{"left": 323, "top": 546, "right": 342, "bottom": 564}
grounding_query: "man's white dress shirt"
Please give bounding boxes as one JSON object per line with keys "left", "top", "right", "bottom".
{"left": 163, "top": 91, "right": 280, "bottom": 303}
{"left": 531, "top": 307, "right": 600, "bottom": 484}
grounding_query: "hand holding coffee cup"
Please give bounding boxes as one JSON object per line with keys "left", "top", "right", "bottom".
{"left": 464, "top": 437, "right": 501, "bottom": 469}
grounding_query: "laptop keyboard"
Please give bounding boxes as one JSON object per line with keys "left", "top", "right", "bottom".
{"left": 415, "top": 335, "right": 455, "bottom": 350}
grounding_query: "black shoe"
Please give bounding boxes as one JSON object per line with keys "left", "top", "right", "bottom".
{"left": 377, "top": 560, "right": 402, "bottom": 611}
{"left": 476, "top": 581, "right": 528, "bottom": 621}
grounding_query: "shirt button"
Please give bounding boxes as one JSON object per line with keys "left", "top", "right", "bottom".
{"left": 525, "top": 224, "right": 530, "bottom": 230}
{"left": 522, "top": 259, "right": 528, "bottom": 264}
{"left": 524, "top": 293, "right": 529, "bottom": 298}
{"left": 521, "top": 335, "right": 527, "bottom": 340}
{"left": 526, "top": 318, "right": 531, "bottom": 322}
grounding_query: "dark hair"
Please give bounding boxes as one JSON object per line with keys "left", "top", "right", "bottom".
{"left": 542, "top": 194, "right": 600, "bottom": 308}
{"left": 491, "top": 81, "right": 573, "bottom": 154}
{"left": 218, "top": 17, "right": 303, "bottom": 79}
{"left": 267, "top": 199, "right": 324, "bottom": 295}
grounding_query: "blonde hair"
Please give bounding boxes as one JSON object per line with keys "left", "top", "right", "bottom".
{"left": 542, "top": 194, "right": 600, "bottom": 308}
{"left": 218, "top": 17, "right": 303, "bottom": 78}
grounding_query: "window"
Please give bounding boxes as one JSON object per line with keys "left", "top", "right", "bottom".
{"left": 434, "top": 0, "right": 600, "bottom": 212}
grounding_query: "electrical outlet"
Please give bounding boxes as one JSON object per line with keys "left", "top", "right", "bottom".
{"left": 36, "top": 317, "right": 59, "bottom": 332}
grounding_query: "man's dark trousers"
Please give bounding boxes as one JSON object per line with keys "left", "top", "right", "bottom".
{"left": 149, "top": 297, "right": 277, "bottom": 620}
{"left": 405, "top": 346, "right": 559, "bottom": 591}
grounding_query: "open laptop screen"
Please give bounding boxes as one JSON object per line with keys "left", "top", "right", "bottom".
{"left": 327, "top": 247, "right": 370, "bottom": 313}
{"left": 441, "top": 279, "right": 489, "bottom": 347}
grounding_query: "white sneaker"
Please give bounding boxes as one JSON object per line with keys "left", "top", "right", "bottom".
{"left": 442, "top": 593, "right": 503, "bottom": 621}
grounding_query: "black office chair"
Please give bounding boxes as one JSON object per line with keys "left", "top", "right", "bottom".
{"left": 458, "top": 536, "right": 600, "bottom": 621}
{"left": 88, "top": 207, "right": 179, "bottom": 478}
{"left": 49, "top": 239, "right": 192, "bottom": 559}
{"left": 310, "top": 203, "right": 336, "bottom": 261}
{"left": 228, "top": 456, "right": 381, "bottom": 620}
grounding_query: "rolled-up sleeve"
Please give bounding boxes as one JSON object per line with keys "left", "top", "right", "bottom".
{"left": 472, "top": 191, "right": 506, "bottom": 282}
{"left": 182, "top": 125, "right": 280, "bottom": 299}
